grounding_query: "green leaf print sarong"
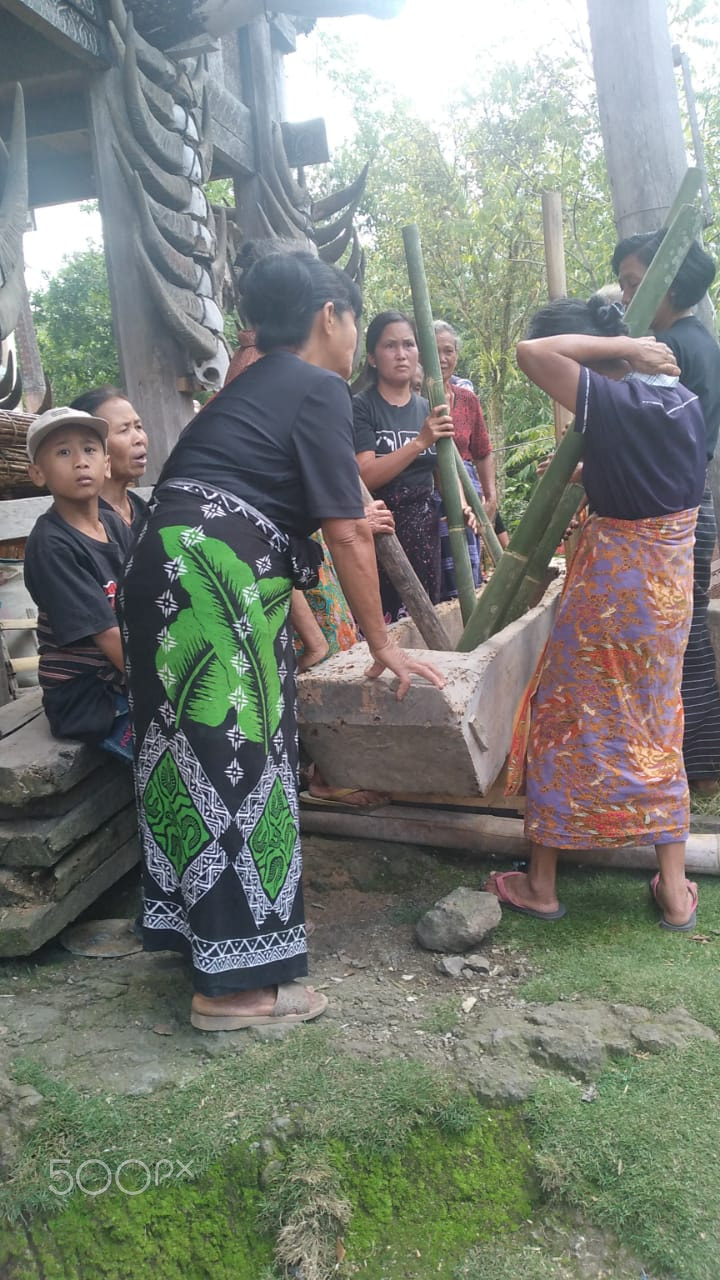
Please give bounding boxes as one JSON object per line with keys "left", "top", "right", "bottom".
{"left": 118, "top": 481, "right": 308, "bottom": 997}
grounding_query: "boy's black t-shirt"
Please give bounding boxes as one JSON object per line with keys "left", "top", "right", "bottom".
{"left": 24, "top": 508, "right": 133, "bottom": 742}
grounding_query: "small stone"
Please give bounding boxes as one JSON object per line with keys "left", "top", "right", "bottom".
{"left": 435, "top": 955, "right": 466, "bottom": 978}
{"left": 464, "top": 954, "right": 491, "bottom": 974}
{"left": 461, "top": 997, "right": 477, "bottom": 1014}
{"left": 152, "top": 1023, "right": 174, "bottom": 1037}
{"left": 416, "top": 887, "right": 501, "bottom": 953}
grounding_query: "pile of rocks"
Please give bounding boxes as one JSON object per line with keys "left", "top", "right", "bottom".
{"left": 0, "top": 690, "right": 139, "bottom": 956}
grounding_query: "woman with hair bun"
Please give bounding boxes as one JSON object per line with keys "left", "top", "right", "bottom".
{"left": 614, "top": 233, "right": 720, "bottom": 791}
{"left": 486, "top": 294, "right": 705, "bottom": 931}
{"left": 119, "top": 252, "right": 444, "bottom": 1032}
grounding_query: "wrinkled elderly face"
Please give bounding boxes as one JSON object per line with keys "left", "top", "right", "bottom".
{"left": 436, "top": 331, "right": 458, "bottom": 382}
{"left": 99, "top": 397, "right": 148, "bottom": 484}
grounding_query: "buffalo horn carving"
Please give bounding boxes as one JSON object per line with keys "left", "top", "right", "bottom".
{"left": 0, "top": 85, "right": 28, "bottom": 345}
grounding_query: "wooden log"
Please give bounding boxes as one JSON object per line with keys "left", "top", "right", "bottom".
{"left": 359, "top": 478, "right": 453, "bottom": 652}
{"left": 402, "top": 224, "right": 476, "bottom": 623}
{"left": 300, "top": 803, "right": 720, "bottom": 874}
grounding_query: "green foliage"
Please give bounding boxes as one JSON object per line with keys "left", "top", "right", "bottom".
{"left": 30, "top": 244, "right": 120, "bottom": 404}
{"left": 310, "top": 38, "right": 617, "bottom": 510}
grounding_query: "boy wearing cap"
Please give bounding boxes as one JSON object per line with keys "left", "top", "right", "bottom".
{"left": 23, "top": 407, "right": 134, "bottom": 759}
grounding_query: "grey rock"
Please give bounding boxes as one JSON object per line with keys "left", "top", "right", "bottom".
{"left": 435, "top": 955, "right": 466, "bottom": 978}
{"left": 416, "top": 887, "right": 501, "bottom": 952}
{"left": 464, "top": 953, "right": 491, "bottom": 973}
{"left": 0, "top": 766, "right": 134, "bottom": 867}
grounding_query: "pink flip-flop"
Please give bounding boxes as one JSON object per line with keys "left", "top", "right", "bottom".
{"left": 650, "top": 874, "right": 698, "bottom": 932}
{"left": 484, "top": 871, "right": 566, "bottom": 921}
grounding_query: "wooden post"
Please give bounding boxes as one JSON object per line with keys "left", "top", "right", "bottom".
{"left": 87, "top": 71, "right": 195, "bottom": 482}
{"left": 402, "top": 224, "right": 476, "bottom": 624}
{"left": 360, "top": 479, "right": 453, "bottom": 652}
{"left": 541, "top": 191, "right": 573, "bottom": 445}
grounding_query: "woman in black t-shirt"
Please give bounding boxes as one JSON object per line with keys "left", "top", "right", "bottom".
{"left": 118, "top": 253, "right": 443, "bottom": 1033}
{"left": 614, "top": 233, "right": 720, "bottom": 788}
{"left": 353, "top": 311, "right": 475, "bottom": 621}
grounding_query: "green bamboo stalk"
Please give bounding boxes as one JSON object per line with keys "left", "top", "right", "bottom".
{"left": 457, "top": 192, "right": 704, "bottom": 653}
{"left": 661, "top": 168, "right": 703, "bottom": 232}
{"left": 454, "top": 446, "right": 504, "bottom": 565}
{"left": 402, "top": 224, "right": 477, "bottom": 624}
{"left": 499, "top": 483, "right": 585, "bottom": 628}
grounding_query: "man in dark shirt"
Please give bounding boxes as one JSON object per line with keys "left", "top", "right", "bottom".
{"left": 23, "top": 407, "right": 133, "bottom": 757}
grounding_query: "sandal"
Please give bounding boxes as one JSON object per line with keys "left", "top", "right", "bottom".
{"left": 650, "top": 874, "right": 698, "bottom": 932}
{"left": 190, "top": 982, "right": 328, "bottom": 1031}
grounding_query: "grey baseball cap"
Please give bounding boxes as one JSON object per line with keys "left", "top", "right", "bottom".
{"left": 26, "top": 406, "right": 109, "bottom": 463}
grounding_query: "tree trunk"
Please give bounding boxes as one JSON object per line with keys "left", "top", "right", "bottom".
{"left": 588, "top": 0, "right": 720, "bottom": 529}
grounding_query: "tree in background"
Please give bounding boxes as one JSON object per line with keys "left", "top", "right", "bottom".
{"left": 30, "top": 243, "right": 119, "bottom": 405}
{"left": 312, "top": 38, "right": 617, "bottom": 520}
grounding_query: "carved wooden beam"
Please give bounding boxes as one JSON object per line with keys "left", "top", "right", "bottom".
{"left": 1, "top": 0, "right": 111, "bottom": 64}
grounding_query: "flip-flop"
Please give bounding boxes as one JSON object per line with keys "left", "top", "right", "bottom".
{"left": 650, "top": 873, "right": 698, "bottom": 932}
{"left": 190, "top": 982, "right": 328, "bottom": 1031}
{"left": 299, "top": 789, "right": 389, "bottom": 813}
{"left": 484, "top": 871, "right": 566, "bottom": 921}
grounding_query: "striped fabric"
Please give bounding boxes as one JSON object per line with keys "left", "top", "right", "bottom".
{"left": 681, "top": 484, "right": 720, "bottom": 781}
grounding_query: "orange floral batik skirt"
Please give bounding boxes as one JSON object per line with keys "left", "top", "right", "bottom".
{"left": 507, "top": 508, "right": 698, "bottom": 849}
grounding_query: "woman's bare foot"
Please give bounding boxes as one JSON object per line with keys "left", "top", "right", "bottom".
{"left": 652, "top": 875, "right": 697, "bottom": 927}
{"left": 484, "top": 870, "right": 561, "bottom": 915}
{"left": 192, "top": 986, "right": 278, "bottom": 1019}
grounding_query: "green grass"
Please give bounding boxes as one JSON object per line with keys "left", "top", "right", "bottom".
{"left": 494, "top": 866, "right": 720, "bottom": 1031}
{"left": 528, "top": 1041, "right": 720, "bottom": 1280}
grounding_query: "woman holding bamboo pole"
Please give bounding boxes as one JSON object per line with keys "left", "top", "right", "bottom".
{"left": 353, "top": 310, "right": 476, "bottom": 622}
{"left": 434, "top": 320, "right": 497, "bottom": 598}
{"left": 486, "top": 295, "right": 705, "bottom": 931}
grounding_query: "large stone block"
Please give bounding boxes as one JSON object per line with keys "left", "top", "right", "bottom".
{"left": 0, "top": 832, "right": 140, "bottom": 957}
{"left": 0, "top": 713, "right": 102, "bottom": 808}
{"left": 0, "top": 805, "right": 138, "bottom": 907}
{"left": 0, "top": 765, "right": 135, "bottom": 867}
{"left": 298, "top": 580, "right": 560, "bottom": 796}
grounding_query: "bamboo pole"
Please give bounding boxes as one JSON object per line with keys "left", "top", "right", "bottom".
{"left": 402, "top": 224, "right": 477, "bottom": 624}
{"left": 457, "top": 194, "right": 704, "bottom": 653}
{"left": 454, "top": 446, "right": 503, "bottom": 565}
{"left": 541, "top": 191, "right": 573, "bottom": 446}
{"left": 500, "top": 483, "right": 585, "bottom": 628}
{"left": 359, "top": 477, "right": 453, "bottom": 651}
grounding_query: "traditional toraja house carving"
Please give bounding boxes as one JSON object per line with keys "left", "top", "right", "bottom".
{"left": 0, "top": 0, "right": 399, "bottom": 478}
{"left": 0, "top": 84, "right": 26, "bottom": 412}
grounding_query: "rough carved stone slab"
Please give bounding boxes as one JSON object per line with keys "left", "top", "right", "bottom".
{"left": 298, "top": 581, "right": 561, "bottom": 796}
{"left": 0, "top": 769, "right": 135, "bottom": 867}
{"left": 0, "top": 714, "right": 104, "bottom": 807}
{"left": 0, "top": 833, "right": 140, "bottom": 956}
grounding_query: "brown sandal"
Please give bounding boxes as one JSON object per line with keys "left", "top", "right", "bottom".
{"left": 190, "top": 982, "right": 328, "bottom": 1031}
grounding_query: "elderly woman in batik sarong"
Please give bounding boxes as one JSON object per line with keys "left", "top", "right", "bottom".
{"left": 485, "top": 295, "right": 706, "bottom": 931}
{"left": 118, "top": 252, "right": 444, "bottom": 1031}
{"left": 614, "top": 233, "right": 720, "bottom": 792}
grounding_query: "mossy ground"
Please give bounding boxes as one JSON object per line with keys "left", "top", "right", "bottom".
{"left": 3, "top": 845, "right": 720, "bottom": 1278}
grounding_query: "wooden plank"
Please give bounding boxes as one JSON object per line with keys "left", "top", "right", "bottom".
{"left": 9, "top": 655, "right": 38, "bottom": 672}
{"left": 300, "top": 803, "right": 720, "bottom": 875}
{"left": 0, "top": 620, "right": 38, "bottom": 630}
{"left": 0, "top": 687, "right": 44, "bottom": 739}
